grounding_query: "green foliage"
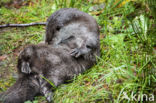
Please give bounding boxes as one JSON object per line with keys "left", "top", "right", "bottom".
{"left": 40, "top": 75, "right": 56, "bottom": 89}
{"left": 0, "top": 0, "right": 155, "bottom": 103}
{"left": 54, "top": 0, "right": 90, "bottom": 10}
{"left": 25, "top": 100, "right": 38, "bottom": 103}
{"left": 0, "top": 26, "right": 44, "bottom": 54}
{"left": 0, "top": 78, "right": 16, "bottom": 92}
{"left": 0, "top": 0, "right": 53, "bottom": 24}
{"left": 0, "top": 0, "right": 11, "bottom": 5}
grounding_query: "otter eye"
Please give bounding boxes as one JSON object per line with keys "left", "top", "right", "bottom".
{"left": 56, "top": 26, "right": 60, "bottom": 31}
{"left": 86, "top": 45, "right": 92, "bottom": 49}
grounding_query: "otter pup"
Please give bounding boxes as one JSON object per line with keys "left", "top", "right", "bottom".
{"left": 1, "top": 43, "right": 97, "bottom": 103}
{"left": 45, "top": 8, "right": 100, "bottom": 59}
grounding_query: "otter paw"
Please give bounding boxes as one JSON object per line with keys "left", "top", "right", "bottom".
{"left": 41, "top": 87, "right": 53, "bottom": 102}
{"left": 21, "top": 62, "right": 32, "bottom": 74}
{"left": 70, "top": 48, "right": 82, "bottom": 58}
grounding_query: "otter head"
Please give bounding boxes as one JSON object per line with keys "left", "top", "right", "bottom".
{"left": 17, "top": 45, "right": 36, "bottom": 74}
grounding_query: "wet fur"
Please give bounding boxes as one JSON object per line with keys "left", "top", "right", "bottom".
{"left": 45, "top": 8, "right": 100, "bottom": 59}
{"left": 0, "top": 74, "right": 40, "bottom": 103}
{"left": 0, "top": 8, "right": 100, "bottom": 103}
{"left": 17, "top": 44, "right": 95, "bottom": 86}
{"left": 0, "top": 43, "right": 97, "bottom": 103}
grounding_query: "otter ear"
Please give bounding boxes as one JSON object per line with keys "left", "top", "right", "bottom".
{"left": 21, "top": 62, "right": 31, "bottom": 74}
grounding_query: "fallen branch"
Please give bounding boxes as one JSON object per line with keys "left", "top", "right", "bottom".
{"left": 0, "top": 22, "right": 46, "bottom": 28}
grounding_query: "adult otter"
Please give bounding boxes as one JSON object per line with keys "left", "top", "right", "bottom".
{"left": 45, "top": 8, "right": 100, "bottom": 59}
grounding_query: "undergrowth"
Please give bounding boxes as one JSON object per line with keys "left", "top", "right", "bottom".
{"left": 0, "top": 0, "right": 155, "bottom": 103}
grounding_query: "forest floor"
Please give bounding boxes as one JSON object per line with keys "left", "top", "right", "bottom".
{"left": 0, "top": 0, "right": 156, "bottom": 103}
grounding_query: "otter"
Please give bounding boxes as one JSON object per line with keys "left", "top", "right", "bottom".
{"left": 0, "top": 74, "right": 40, "bottom": 103}
{"left": 0, "top": 8, "right": 100, "bottom": 103}
{"left": 45, "top": 8, "right": 100, "bottom": 59}
{"left": 0, "top": 43, "right": 98, "bottom": 103}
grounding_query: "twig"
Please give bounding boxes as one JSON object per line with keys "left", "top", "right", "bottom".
{"left": 0, "top": 22, "right": 46, "bottom": 28}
